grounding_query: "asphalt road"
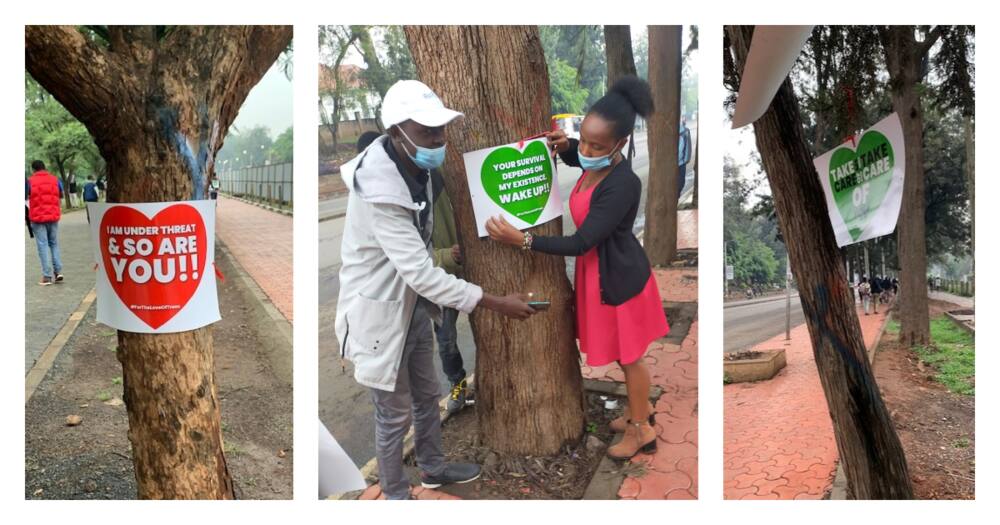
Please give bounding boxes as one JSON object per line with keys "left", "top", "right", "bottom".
{"left": 723, "top": 294, "right": 806, "bottom": 353}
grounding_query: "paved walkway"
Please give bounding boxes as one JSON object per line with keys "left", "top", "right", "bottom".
{"left": 24, "top": 209, "right": 96, "bottom": 374}
{"left": 677, "top": 209, "right": 697, "bottom": 251}
{"left": 929, "top": 290, "right": 974, "bottom": 309}
{"left": 215, "top": 196, "right": 293, "bottom": 321}
{"left": 723, "top": 305, "right": 890, "bottom": 499}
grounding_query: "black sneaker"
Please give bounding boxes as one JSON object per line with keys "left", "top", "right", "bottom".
{"left": 446, "top": 379, "right": 468, "bottom": 414}
{"left": 420, "top": 462, "right": 481, "bottom": 489}
{"left": 54, "top": 273, "right": 64, "bottom": 283}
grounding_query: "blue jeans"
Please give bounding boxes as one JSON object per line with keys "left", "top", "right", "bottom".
{"left": 433, "top": 307, "right": 465, "bottom": 386}
{"left": 31, "top": 221, "right": 62, "bottom": 279}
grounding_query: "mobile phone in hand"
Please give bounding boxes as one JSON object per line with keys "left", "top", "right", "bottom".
{"left": 527, "top": 301, "right": 550, "bottom": 311}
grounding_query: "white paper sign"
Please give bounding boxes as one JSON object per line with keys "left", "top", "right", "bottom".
{"left": 814, "top": 112, "right": 905, "bottom": 247}
{"left": 462, "top": 138, "right": 563, "bottom": 237}
{"left": 88, "top": 200, "right": 221, "bottom": 333}
{"left": 318, "top": 421, "right": 366, "bottom": 498}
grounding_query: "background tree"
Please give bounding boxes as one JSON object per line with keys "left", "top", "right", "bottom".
{"left": 539, "top": 26, "right": 607, "bottom": 107}
{"left": 25, "top": 75, "right": 95, "bottom": 208}
{"left": 603, "top": 25, "right": 637, "bottom": 88}
{"left": 270, "top": 127, "right": 294, "bottom": 164}
{"left": 404, "top": 25, "right": 585, "bottom": 455}
{"left": 725, "top": 25, "right": 913, "bottom": 499}
{"left": 25, "top": 25, "right": 292, "bottom": 499}
{"left": 319, "top": 26, "right": 359, "bottom": 152}
{"left": 644, "top": 25, "right": 682, "bottom": 266}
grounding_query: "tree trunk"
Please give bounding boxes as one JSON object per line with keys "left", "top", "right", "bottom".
{"left": 964, "top": 114, "right": 974, "bottom": 281}
{"left": 879, "top": 26, "right": 934, "bottom": 346}
{"left": 404, "top": 25, "right": 585, "bottom": 455}
{"left": 645, "top": 26, "right": 682, "bottom": 266}
{"left": 692, "top": 113, "right": 699, "bottom": 207}
{"left": 603, "top": 25, "right": 637, "bottom": 88}
{"left": 26, "top": 25, "right": 291, "bottom": 499}
{"left": 727, "top": 25, "right": 913, "bottom": 499}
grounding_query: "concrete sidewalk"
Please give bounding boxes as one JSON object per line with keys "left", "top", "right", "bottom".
{"left": 25, "top": 209, "right": 96, "bottom": 374}
{"left": 215, "top": 195, "right": 293, "bottom": 322}
{"left": 724, "top": 305, "right": 891, "bottom": 499}
{"left": 929, "top": 290, "right": 974, "bottom": 309}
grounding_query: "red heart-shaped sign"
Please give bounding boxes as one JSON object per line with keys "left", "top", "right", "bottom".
{"left": 99, "top": 204, "right": 207, "bottom": 330}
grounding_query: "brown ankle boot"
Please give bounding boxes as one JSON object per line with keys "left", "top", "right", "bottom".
{"left": 609, "top": 401, "right": 656, "bottom": 433}
{"left": 607, "top": 420, "right": 657, "bottom": 459}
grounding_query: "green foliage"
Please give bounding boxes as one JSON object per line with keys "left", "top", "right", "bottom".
{"left": 540, "top": 26, "right": 607, "bottom": 108}
{"left": 724, "top": 156, "right": 786, "bottom": 289}
{"left": 914, "top": 317, "right": 975, "bottom": 395}
{"left": 548, "top": 58, "right": 589, "bottom": 114}
{"left": 217, "top": 126, "right": 274, "bottom": 169}
{"left": 270, "top": 127, "right": 293, "bottom": 163}
{"left": 25, "top": 74, "right": 97, "bottom": 181}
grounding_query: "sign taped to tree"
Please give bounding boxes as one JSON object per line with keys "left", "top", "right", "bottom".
{"left": 462, "top": 138, "right": 562, "bottom": 237}
{"left": 814, "top": 112, "right": 905, "bottom": 247}
{"left": 88, "top": 201, "right": 221, "bottom": 333}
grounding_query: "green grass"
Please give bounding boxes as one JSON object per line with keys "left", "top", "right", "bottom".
{"left": 886, "top": 318, "right": 900, "bottom": 334}
{"left": 914, "top": 317, "right": 975, "bottom": 396}
{"left": 96, "top": 391, "right": 112, "bottom": 402}
{"left": 224, "top": 441, "right": 244, "bottom": 456}
{"left": 585, "top": 422, "right": 598, "bottom": 433}
{"left": 111, "top": 376, "right": 122, "bottom": 386}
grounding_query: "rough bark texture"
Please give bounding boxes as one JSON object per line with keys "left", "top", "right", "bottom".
{"left": 878, "top": 26, "right": 936, "bottom": 346}
{"left": 645, "top": 26, "right": 682, "bottom": 265}
{"left": 404, "top": 25, "right": 585, "bottom": 455}
{"left": 728, "top": 25, "right": 913, "bottom": 499}
{"left": 964, "top": 115, "right": 974, "bottom": 275}
{"left": 603, "top": 25, "right": 637, "bottom": 88}
{"left": 25, "top": 25, "right": 292, "bottom": 499}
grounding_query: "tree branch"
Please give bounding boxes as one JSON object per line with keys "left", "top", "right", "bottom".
{"left": 920, "top": 25, "right": 945, "bottom": 56}
{"left": 25, "top": 25, "right": 120, "bottom": 134}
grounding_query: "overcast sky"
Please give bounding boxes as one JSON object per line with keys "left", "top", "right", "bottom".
{"left": 231, "top": 60, "right": 293, "bottom": 138}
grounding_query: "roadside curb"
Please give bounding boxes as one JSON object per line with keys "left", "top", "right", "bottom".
{"left": 221, "top": 193, "right": 293, "bottom": 217}
{"left": 25, "top": 287, "right": 97, "bottom": 403}
{"left": 724, "top": 293, "right": 800, "bottom": 309}
{"left": 216, "top": 241, "right": 293, "bottom": 386}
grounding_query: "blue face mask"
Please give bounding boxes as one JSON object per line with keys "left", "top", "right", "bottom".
{"left": 398, "top": 126, "right": 446, "bottom": 170}
{"left": 578, "top": 140, "right": 624, "bottom": 171}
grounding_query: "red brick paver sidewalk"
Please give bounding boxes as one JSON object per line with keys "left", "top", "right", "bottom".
{"left": 215, "top": 196, "right": 294, "bottom": 321}
{"left": 581, "top": 267, "right": 699, "bottom": 500}
{"left": 723, "top": 306, "right": 890, "bottom": 499}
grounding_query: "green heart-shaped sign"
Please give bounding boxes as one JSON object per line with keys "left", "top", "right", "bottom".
{"left": 828, "top": 130, "right": 895, "bottom": 241}
{"left": 480, "top": 140, "right": 554, "bottom": 225}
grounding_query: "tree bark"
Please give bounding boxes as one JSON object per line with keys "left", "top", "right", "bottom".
{"left": 965, "top": 115, "right": 974, "bottom": 279}
{"left": 26, "top": 25, "right": 291, "bottom": 499}
{"left": 404, "top": 25, "right": 585, "bottom": 455}
{"left": 727, "top": 25, "right": 913, "bottom": 499}
{"left": 603, "top": 25, "right": 637, "bottom": 88}
{"left": 645, "top": 26, "right": 682, "bottom": 266}
{"left": 878, "top": 26, "right": 936, "bottom": 346}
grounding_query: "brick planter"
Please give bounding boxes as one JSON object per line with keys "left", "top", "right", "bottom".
{"left": 724, "top": 349, "right": 787, "bottom": 383}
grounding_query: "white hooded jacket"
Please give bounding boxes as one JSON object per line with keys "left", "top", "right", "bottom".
{"left": 336, "top": 136, "right": 483, "bottom": 391}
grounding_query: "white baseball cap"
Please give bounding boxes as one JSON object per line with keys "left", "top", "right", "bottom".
{"left": 381, "top": 80, "right": 464, "bottom": 129}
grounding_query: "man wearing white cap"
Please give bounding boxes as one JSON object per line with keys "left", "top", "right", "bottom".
{"left": 335, "top": 80, "right": 536, "bottom": 499}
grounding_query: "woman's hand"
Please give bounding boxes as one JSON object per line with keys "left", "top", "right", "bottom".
{"left": 545, "top": 130, "right": 570, "bottom": 155}
{"left": 486, "top": 215, "right": 524, "bottom": 246}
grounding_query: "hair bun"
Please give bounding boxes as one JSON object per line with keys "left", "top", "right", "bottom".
{"left": 609, "top": 75, "right": 654, "bottom": 119}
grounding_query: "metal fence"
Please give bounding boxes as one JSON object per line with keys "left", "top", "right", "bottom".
{"left": 217, "top": 162, "right": 293, "bottom": 206}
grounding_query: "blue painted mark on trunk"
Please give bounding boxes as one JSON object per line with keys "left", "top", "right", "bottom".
{"left": 156, "top": 104, "right": 214, "bottom": 200}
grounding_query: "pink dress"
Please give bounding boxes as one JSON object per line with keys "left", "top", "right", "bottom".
{"left": 570, "top": 173, "right": 669, "bottom": 366}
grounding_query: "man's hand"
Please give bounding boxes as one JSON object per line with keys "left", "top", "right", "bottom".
{"left": 545, "top": 130, "right": 570, "bottom": 156}
{"left": 480, "top": 292, "right": 536, "bottom": 320}
{"left": 451, "top": 244, "right": 462, "bottom": 265}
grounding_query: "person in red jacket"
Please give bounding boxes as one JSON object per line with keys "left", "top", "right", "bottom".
{"left": 27, "top": 160, "right": 64, "bottom": 286}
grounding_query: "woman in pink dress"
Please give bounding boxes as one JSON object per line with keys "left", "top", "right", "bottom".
{"left": 486, "top": 76, "right": 669, "bottom": 459}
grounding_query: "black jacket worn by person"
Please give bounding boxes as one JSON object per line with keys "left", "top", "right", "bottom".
{"left": 531, "top": 138, "right": 651, "bottom": 306}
